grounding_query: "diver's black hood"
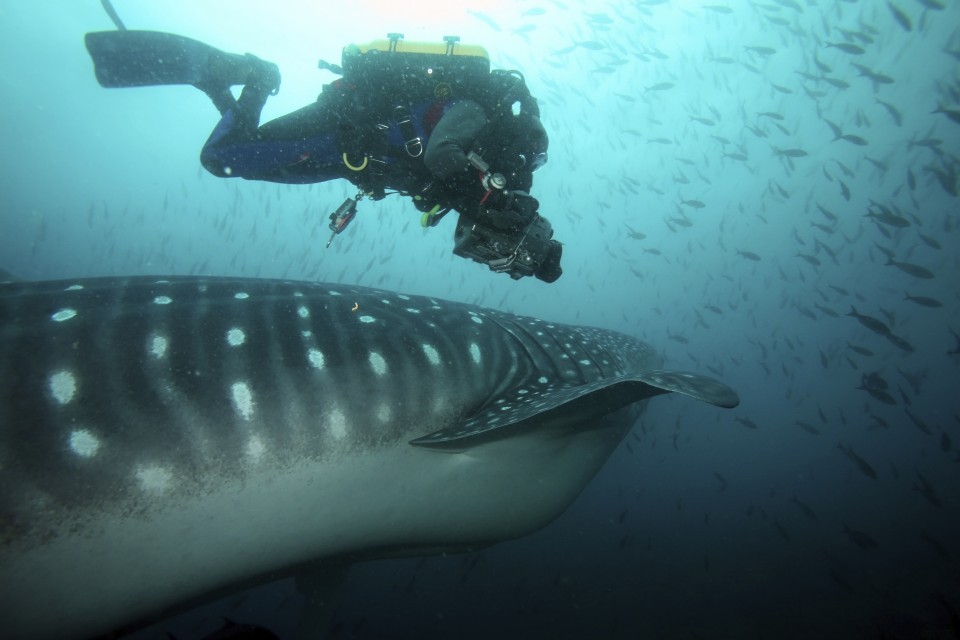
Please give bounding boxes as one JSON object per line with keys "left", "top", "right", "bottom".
{"left": 474, "top": 112, "right": 548, "bottom": 190}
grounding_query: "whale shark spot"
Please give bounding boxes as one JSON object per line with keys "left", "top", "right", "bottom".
{"left": 135, "top": 464, "right": 174, "bottom": 494}
{"left": 422, "top": 344, "right": 441, "bottom": 365}
{"left": 148, "top": 334, "right": 168, "bottom": 359}
{"left": 230, "top": 382, "right": 255, "bottom": 421}
{"left": 52, "top": 308, "right": 77, "bottom": 322}
{"left": 307, "top": 348, "right": 325, "bottom": 369}
{"left": 49, "top": 370, "right": 77, "bottom": 405}
{"left": 327, "top": 408, "right": 347, "bottom": 439}
{"left": 69, "top": 429, "right": 100, "bottom": 458}
{"left": 226, "top": 328, "right": 246, "bottom": 347}
{"left": 369, "top": 352, "right": 387, "bottom": 376}
{"left": 245, "top": 435, "right": 266, "bottom": 463}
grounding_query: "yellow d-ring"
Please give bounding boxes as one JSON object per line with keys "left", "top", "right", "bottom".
{"left": 420, "top": 204, "right": 442, "bottom": 228}
{"left": 342, "top": 153, "right": 368, "bottom": 171}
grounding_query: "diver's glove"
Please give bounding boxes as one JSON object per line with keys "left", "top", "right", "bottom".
{"left": 477, "top": 192, "right": 540, "bottom": 230}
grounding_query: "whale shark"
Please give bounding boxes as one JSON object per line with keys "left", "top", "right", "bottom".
{"left": 0, "top": 275, "right": 738, "bottom": 639}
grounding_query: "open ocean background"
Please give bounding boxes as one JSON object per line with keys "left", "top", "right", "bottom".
{"left": 2, "top": 1, "right": 959, "bottom": 638}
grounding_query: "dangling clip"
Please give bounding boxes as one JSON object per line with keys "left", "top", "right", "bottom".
{"left": 326, "top": 192, "right": 363, "bottom": 248}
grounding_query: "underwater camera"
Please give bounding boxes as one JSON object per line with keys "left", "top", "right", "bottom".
{"left": 452, "top": 212, "right": 563, "bottom": 283}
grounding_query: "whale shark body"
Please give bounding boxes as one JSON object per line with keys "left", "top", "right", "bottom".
{"left": 0, "top": 275, "right": 738, "bottom": 639}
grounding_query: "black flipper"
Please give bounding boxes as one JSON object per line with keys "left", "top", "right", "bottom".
{"left": 84, "top": 30, "right": 255, "bottom": 89}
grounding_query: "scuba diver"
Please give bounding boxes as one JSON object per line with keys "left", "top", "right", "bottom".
{"left": 85, "top": 30, "right": 563, "bottom": 283}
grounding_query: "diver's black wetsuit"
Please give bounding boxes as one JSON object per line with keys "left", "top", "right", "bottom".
{"left": 198, "top": 77, "right": 504, "bottom": 210}
{"left": 195, "top": 64, "right": 559, "bottom": 282}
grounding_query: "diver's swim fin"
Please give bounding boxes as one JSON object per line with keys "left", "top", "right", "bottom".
{"left": 84, "top": 30, "right": 255, "bottom": 89}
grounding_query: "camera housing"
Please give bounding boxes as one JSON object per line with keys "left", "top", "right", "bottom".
{"left": 453, "top": 213, "right": 562, "bottom": 282}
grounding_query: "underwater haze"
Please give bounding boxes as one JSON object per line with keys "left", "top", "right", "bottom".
{"left": 2, "top": 0, "right": 960, "bottom": 638}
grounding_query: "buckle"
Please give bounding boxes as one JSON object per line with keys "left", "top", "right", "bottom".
{"left": 393, "top": 105, "right": 423, "bottom": 157}
{"left": 404, "top": 138, "right": 423, "bottom": 157}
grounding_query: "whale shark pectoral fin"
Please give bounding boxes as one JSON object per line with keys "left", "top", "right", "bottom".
{"left": 409, "top": 369, "right": 739, "bottom": 449}
{"left": 633, "top": 369, "right": 741, "bottom": 409}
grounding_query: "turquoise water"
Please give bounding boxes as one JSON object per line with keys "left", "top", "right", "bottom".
{"left": 2, "top": 1, "right": 958, "bottom": 637}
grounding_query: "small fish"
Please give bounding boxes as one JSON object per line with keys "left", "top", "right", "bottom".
{"left": 796, "top": 421, "right": 821, "bottom": 435}
{"left": 795, "top": 253, "right": 821, "bottom": 266}
{"left": 813, "top": 303, "right": 840, "bottom": 318}
{"left": 884, "top": 332, "right": 914, "bottom": 353}
{"left": 773, "top": 519, "right": 791, "bottom": 542}
{"left": 735, "top": 416, "right": 759, "bottom": 430}
{"left": 904, "top": 293, "right": 943, "bottom": 308}
{"left": 843, "top": 524, "right": 879, "bottom": 549}
{"left": 713, "top": 471, "right": 728, "bottom": 492}
{"left": 875, "top": 99, "right": 903, "bottom": 126}
{"left": 745, "top": 45, "right": 777, "bottom": 56}
{"left": 838, "top": 442, "right": 877, "bottom": 479}
{"left": 521, "top": 7, "right": 546, "bottom": 16}
{"left": 645, "top": 82, "right": 675, "bottom": 92}
{"left": 789, "top": 495, "right": 819, "bottom": 521}
{"left": 847, "top": 342, "right": 874, "bottom": 356}
{"left": 932, "top": 105, "right": 960, "bottom": 125}
{"left": 829, "top": 569, "right": 854, "bottom": 594}
{"left": 904, "top": 409, "right": 932, "bottom": 435}
{"left": 886, "top": 1, "right": 912, "bottom": 31}
{"left": 773, "top": 147, "right": 808, "bottom": 158}
{"left": 919, "top": 531, "right": 950, "bottom": 560}
{"left": 585, "top": 12, "right": 613, "bottom": 25}
{"left": 624, "top": 225, "right": 647, "bottom": 240}
{"left": 913, "top": 471, "right": 942, "bottom": 508}
{"left": 852, "top": 62, "right": 894, "bottom": 84}
{"left": 466, "top": 9, "right": 502, "bottom": 31}
{"left": 866, "top": 205, "right": 910, "bottom": 228}
{"left": 847, "top": 306, "right": 891, "bottom": 336}
{"left": 886, "top": 258, "right": 934, "bottom": 279}
{"left": 861, "top": 370, "right": 901, "bottom": 401}
{"left": 576, "top": 41, "right": 606, "bottom": 51}
{"left": 821, "top": 76, "right": 851, "bottom": 89}
{"left": 838, "top": 133, "right": 868, "bottom": 146}
{"left": 826, "top": 42, "right": 865, "bottom": 55}
{"left": 680, "top": 199, "right": 706, "bottom": 209}
{"left": 737, "top": 249, "right": 761, "bottom": 261}
{"left": 909, "top": 136, "right": 943, "bottom": 149}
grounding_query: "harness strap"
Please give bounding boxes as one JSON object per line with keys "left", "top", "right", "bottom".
{"left": 393, "top": 104, "right": 423, "bottom": 157}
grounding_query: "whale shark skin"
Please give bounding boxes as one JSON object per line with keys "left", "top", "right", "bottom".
{"left": 0, "top": 275, "right": 738, "bottom": 639}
